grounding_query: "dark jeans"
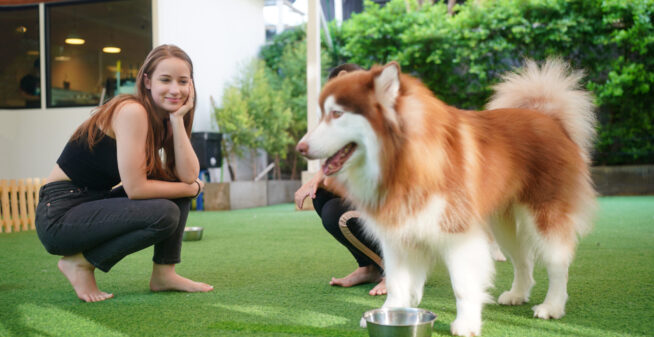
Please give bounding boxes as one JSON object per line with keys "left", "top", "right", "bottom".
{"left": 312, "top": 188, "right": 383, "bottom": 271}
{"left": 35, "top": 180, "right": 190, "bottom": 272}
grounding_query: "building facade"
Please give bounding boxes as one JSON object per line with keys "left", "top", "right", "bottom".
{"left": 0, "top": 0, "right": 266, "bottom": 180}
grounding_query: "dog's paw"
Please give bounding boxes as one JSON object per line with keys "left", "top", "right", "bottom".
{"left": 532, "top": 303, "right": 565, "bottom": 319}
{"left": 450, "top": 318, "right": 481, "bottom": 337}
{"left": 359, "top": 317, "right": 367, "bottom": 328}
{"left": 498, "top": 291, "right": 528, "bottom": 305}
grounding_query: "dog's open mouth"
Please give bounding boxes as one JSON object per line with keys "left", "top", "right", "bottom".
{"left": 322, "top": 143, "right": 357, "bottom": 176}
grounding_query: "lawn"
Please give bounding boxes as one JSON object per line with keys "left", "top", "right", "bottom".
{"left": 0, "top": 197, "right": 652, "bottom": 337}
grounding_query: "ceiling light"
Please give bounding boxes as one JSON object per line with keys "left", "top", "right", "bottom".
{"left": 102, "top": 46, "right": 121, "bottom": 54}
{"left": 65, "top": 33, "right": 85, "bottom": 45}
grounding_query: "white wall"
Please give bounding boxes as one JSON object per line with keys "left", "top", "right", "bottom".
{"left": 0, "top": 0, "right": 265, "bottom": 180}
{"left": 156, "top": 0, "right": 265, "bottom": 132}
{"left": 0, "top": 107, "right": 92, "bottom": 179}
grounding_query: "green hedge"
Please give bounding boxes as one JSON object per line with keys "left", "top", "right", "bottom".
{"left": 332, "top": 0, "right": 654, "bottom": 165}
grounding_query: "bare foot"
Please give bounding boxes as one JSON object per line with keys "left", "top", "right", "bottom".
{"left": 150, "top": 264, "right": 213, "bottom": 292}
{"left": 329, "top": 265, "right": 382, "bottom": 288}
{"left": 368, "top": 278, "right": 386, "bottom": 296}
{"left": 57, "top": 254, "right": 113, "bottom": 302}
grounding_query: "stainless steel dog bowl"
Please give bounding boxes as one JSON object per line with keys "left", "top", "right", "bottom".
{"left": 182, "top": 227, "right": 203, "bottom": 241}
{"left": 363, "top": 308, "right": 437, "bottom": 337}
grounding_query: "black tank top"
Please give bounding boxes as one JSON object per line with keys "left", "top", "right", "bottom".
{"left": 56, "top": 130, "right": 120, "bottom": 190}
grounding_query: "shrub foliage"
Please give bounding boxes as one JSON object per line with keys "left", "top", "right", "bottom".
{"left": 332, "top": 0, "right": 653, "bottom": 165}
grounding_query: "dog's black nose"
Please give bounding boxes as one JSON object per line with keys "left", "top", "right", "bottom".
{"left": 296, "top": 142, "right": 309, "bottom": 156}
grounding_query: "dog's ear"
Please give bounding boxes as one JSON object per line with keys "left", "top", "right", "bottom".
{"left": 337, "top": 70, "right": 349, "bottom": 77}
{"left": 374, "top": 62, "right": 400, "bottom": 108}
{"left": 374, "top": 62, "right": 401, "bottom": 126}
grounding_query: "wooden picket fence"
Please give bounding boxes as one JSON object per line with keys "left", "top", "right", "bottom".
{"left": 0, "top": 178, "right": 44, "bottom": 233}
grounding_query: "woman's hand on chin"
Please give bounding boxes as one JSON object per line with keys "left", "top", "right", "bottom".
{"left": 170, "top": 82, "right": 194, "bottom": 119}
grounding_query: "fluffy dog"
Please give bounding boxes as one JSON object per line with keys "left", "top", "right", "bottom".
{"left": 296, "top": 59, "right": 596, "bottom": 336}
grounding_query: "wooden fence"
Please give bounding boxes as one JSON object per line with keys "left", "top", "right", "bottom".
{"left": 0, "top": 179, "right": 44, "bottom": 233}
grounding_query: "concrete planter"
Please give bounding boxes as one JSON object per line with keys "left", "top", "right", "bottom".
{"left": 202, "top": 180, "right": 301, "bottom": 210}
{"left": 229, "top": 181, "right": 268, "bottom": 210}
{"left": 267, "top": 180, "right": 301, "bottom": 206}
{"left": 591, "top": 165, "right": 654, "bottom": 196}
{"left": 202, "top": 182, "right": 230, "bottom": 211}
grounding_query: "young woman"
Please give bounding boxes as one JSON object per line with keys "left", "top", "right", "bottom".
{"left": 35, "top": 44, "right": 213, "bottom": 302}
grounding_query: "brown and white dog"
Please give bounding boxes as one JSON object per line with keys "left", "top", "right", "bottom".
{"left": 296, "top": 59, "right": 596, "bottom": 336}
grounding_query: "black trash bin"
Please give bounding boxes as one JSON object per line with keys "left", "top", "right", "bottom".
{"left": 191, "top": 132, "right": 222, "bottom": 170}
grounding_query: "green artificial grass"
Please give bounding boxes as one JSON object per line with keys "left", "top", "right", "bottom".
{"left": 0, "top": 196, "right": 652, "bottom": 337}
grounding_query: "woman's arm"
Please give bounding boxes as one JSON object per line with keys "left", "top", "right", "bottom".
{"left": 113, "top": 102, "right": 200, "bottom": 199}
{"left": 168, "top": 116, "right": 200, "bottom": 183}
{"left": 169, "top": 82, "right": 200, "bottom": 183}
{"left": 322, "top": 175, "right": 348, "bottom": 197}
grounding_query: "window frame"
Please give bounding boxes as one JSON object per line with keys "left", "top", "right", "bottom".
{"left": 44, "top": 0, "right": 153, "bottom": 108}
{"left": 0, "top": 4, "right": 42, "bottom": 109}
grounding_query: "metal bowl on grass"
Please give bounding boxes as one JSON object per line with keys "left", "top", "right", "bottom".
{"left": 363, "top": 308, "right": 437, "bottom": 337}
{"left": 183, "top": 227, "right": 203, "bottom": 241}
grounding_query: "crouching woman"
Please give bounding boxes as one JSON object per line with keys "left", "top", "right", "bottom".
{"left": 35, "top": 44, "right": 213, "bottom": 302}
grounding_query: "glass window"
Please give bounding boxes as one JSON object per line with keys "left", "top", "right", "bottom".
{"left": 0, "top": 5, "right": 41, "bottom": 109}
{"left": 46, "top": 0, "right": 152, "bottom": 107}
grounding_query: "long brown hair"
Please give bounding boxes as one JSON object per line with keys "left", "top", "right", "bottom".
{"left": 71, "top": 44, "right": 196, "bottom": 181}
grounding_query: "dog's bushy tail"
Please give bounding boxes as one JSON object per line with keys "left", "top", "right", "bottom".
{"left": 487, "top": 59, "right": 597, "bottom": 163}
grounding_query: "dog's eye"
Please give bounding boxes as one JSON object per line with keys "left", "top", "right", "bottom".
{"left": 331, "top": 110, "right": 344, "bottom": 119}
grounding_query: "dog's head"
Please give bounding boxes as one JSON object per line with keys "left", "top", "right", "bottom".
{"left": 296, "top": 62, "right": 403, "bottom": 178}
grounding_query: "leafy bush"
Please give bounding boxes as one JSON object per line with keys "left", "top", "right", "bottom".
{"left": 259, "top": 26, "right": 332, "bottom": 178}
{"left": 213, "top": 59, "right": 293, "bottom": 180}
{"left": 330, "top": 0, "right": 654, "bottom": 165}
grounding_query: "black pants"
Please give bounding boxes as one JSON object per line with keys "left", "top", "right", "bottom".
{"left": 35, "top": 180, "right": 190, "bottom": 272}
{"left": 312, "top": 188, "right": 383, "bottom": 271}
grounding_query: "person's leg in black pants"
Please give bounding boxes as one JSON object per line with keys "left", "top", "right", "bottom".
{"left": 312, "top": 188, "right": 386, "bottom": 295}
{"left": 35, "top": 181, "right": 212, "bottom": 302}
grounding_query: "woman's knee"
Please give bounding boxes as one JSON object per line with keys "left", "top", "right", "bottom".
{"left": 149, "top": 199, "right": 181, "bottom": 234}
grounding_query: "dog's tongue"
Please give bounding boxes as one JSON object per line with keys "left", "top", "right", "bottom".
{"left": 322, "top": 143, "right": 356, "bottom": 176}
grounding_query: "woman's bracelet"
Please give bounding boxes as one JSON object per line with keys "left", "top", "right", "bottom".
{"left": 193, "top": 180, "right": 202, "bottom": 198}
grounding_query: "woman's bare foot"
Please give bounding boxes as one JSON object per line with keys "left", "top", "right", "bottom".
{"left": 150, "top": 264, "right": 213, "bottom": 292}
{"left": 368, "top": 278, "right": 386, "bottom": 296}
{"left": 330, "top": 265, "right": 382, "bottom": 288}
{"left": 57, "top": 254, "right": 113, "bottom": 302}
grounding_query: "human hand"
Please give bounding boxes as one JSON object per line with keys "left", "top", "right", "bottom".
{"left": 193, "top": 178, "right": 205, "bottom": 197}
{"left": 294, "top": 173, "right": 323, "bottom": 208}
{"left": 170, "top": 81, "right": 194, "bottom": 119}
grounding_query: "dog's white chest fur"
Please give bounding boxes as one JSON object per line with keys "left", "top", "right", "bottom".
{"left": 362, "top": 195, "right": 449, "bottom": 251}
